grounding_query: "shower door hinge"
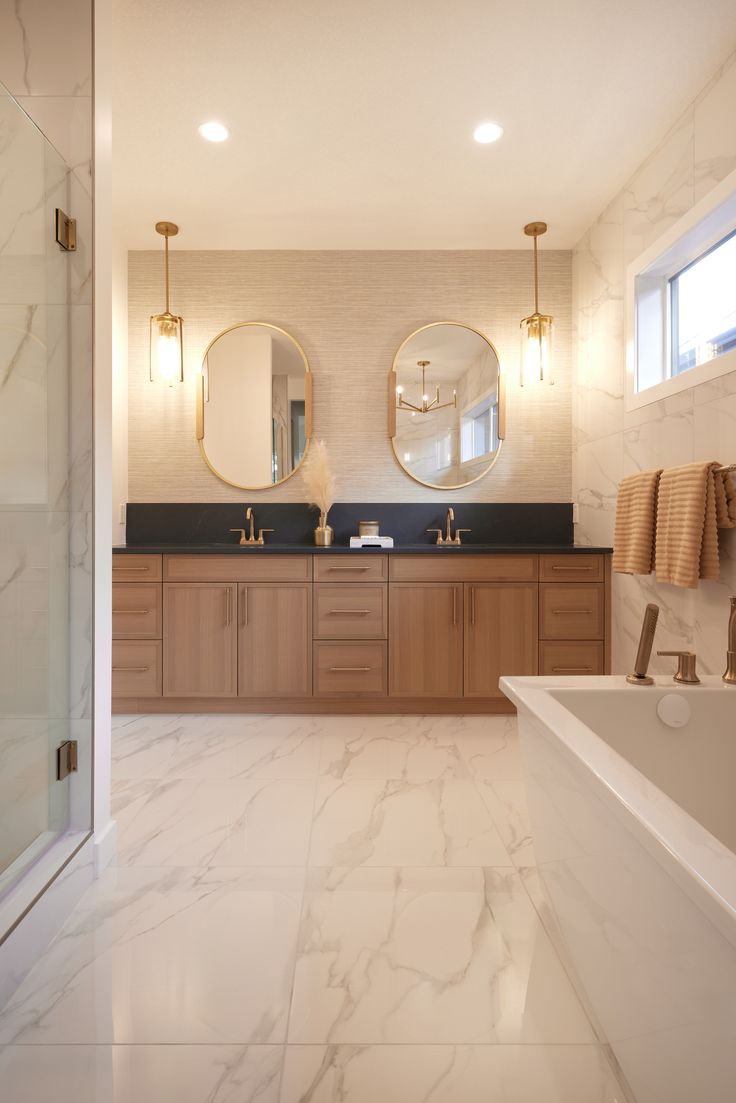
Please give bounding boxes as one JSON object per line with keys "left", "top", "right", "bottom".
{"left": 57, "top": 740, "right": 79, "bottom": 781}
{"left": 55, "top": 208, "right": 76, "bottom": 252}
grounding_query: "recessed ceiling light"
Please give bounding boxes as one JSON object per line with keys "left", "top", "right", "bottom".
{"left": 198, "top": 121, "right": 229, "bottom": 143}
{"left": 473, "top": 121, "right": 504, "bottom": 144}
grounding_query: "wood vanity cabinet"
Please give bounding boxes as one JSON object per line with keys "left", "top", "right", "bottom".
{"left": 112, "top": 549, "right": 611, "bottom": 713}
{"left": 238, "top": 584, "right": 311, "bottom": 697}
{"left": 389, "top": 583, "right": 463, "bottom": 697}
{"left": 163, "top": 583, "right": 237, "bottom": 697}
{"left": 464, "top": 583, "right": 538, "bottom": 697}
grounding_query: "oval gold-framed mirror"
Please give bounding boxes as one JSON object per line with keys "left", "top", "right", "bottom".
{"left": 196, "top": 322, "right": 312, "bottom": 490}
{"left": 388, "top": 321, "right": 506, "bottom": 490}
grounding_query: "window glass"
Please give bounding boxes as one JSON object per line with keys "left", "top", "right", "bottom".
{"left": 670, "top": 230, "right": 736, "bottom": 376}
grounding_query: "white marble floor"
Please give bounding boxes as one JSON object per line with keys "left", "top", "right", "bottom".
{"left": 0, "top": 713, "right": 627, "bottom": 1101}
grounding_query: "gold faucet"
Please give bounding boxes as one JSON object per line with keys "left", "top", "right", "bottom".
{"left": 230, "top": 506, "right": 274, "bottom": 546}
{"left": 724, "top": 596, "right": 736, "bottom": 685}
{"left": 427, "top": 508, "right": 472, "bottom": 546}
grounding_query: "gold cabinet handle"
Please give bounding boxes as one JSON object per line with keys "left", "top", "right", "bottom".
{"left": 113, "top": 565, "right": 150, "bottom": 572}
{"left": 242, "top": 587, "right": 248, "bottom": 627}
{"left": 225, "top": 588, "right": 231, "bottom": 627}
{"left": 327, "top": 565, "right": 372, "bottom": 571}
{"left": 112, "top": 665, "right": 149, "bottom": 673}
{"left": 452, "top": 586, "right": 457, "bottom": 626}
{"left": 551, "top": 608, "right": 593, "bottom": 614}
{"left": 329, "top": 666, "right": 373, "bottom": 672}
{"left": 551, "top": 666, "right": 593, "bottom": 673}
{"left": 470, "top": 586, "right": 476, "bottom": 625}
{"left": 113, "top": 609, "right": 151, "bottom": 615}
{"left": 328, "top": 608, "right": 371, "bottom": 615}
{"left": 551, "top": 564, "right": 594, "bottom": 571}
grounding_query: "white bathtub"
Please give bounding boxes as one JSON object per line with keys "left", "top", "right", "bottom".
{"left": 501, "top": 674, "right": 736, "bottom": 1103}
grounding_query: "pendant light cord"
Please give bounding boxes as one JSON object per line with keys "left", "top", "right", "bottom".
{"left": 164, "top": 235, "right": 170, "bottom": 313}
{"left": 533, "top": 235, "right": 539, "bottom": 315}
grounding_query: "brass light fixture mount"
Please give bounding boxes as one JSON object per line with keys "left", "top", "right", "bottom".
{"left": 520, "top": 220, "right": 554, "bottom": 386}
{"left": 395, "top": 359, "right": 457, "bottom": 415}
{"left": 150, "top": 220, "right": 184, "bottom": 385}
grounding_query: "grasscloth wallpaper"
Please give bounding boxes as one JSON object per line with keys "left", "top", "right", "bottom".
{"left": 127, "top": 250, "right": 572, "bottom": 502}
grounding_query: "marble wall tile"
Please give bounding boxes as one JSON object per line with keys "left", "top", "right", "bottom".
{"left": 622, "top": 110, "right": 695, "bottom": 261}
{"left": 693, "top": 53, "right": 736, "bottom": 202}
{"left": 0, "top": 1, "right": 92, "bottom": 99}
{"left": 573, "top": 50, "right": 736, "bottom": 671}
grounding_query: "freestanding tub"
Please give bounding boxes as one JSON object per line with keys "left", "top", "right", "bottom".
{"left": 501, "top": 674, "right": 736, "bottom": 1103}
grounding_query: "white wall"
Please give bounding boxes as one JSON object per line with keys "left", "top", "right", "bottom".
{"left": 573, "top": 51, "right": 736, "bottom": 676}
{"left": 111, "top": 243, "right": 128, "bottom": 544}
{"left": 93, "top": 0, "right": 116, "bottom": 873}
{"left": 124, "top": 249, "right": 573, "bottom": 503}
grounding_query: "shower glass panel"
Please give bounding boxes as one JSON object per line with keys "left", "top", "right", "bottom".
{"left": 0, "top": 84, "right": 93, "bottom": 914}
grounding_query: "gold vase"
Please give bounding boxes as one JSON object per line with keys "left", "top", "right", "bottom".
{"left": 314, "top": 512, "right": 333, "bottom": 546}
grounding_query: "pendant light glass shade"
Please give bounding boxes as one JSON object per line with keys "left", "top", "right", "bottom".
{"left": 520, "top": 221, "right": 554, "bottom": 386}
{"left": 149, "top": 221, "right": 183, "bottom": 385}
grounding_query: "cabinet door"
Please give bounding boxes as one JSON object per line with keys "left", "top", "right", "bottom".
{"left": 238, "top": 584, "right": 311, "bottom": 697}
{"left": 389, "top": 583, "right": 462, "bottom": 697}
{"left": 163, "top": 583, "right": 237, "bottom": 697}
{"left": 464, "top": 583, "right": 538, "bottom": 697}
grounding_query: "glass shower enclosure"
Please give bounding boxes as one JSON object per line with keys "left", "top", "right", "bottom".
{"left": 0, "top": 83, "right": 93, "bottom": 930}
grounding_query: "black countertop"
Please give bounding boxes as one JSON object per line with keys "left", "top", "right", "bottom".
{"left": 113, "top": 543, "right": 612, "bottom": 555}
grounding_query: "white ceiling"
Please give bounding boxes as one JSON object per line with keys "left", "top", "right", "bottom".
{"left": 112, "top": 0, "right": 736, "bottom": 251}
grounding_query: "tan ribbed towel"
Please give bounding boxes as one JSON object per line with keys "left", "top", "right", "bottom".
{"left": 613, "top": 470, "right": 661, "bottom": 575}
{"left": 655, "top": 462, "right": 736, "bottom": 588}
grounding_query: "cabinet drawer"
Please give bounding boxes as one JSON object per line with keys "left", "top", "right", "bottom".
{"left": 539, "top": 584, "right": 604, "bottom": 640}
{"left": 163, "top": 555, "right": 311, "bottom": 583}
{"left": 313, "top": 554, "right": 388, "bottom": 582}
{"left": 112, "top": 640, "right": 162, "bottom": 697}
{"left": 314, "top": 641, "right": 387, "bottom": 697}
{"left": 539, "top": 554, "right": 605, "bottom": 583}
{"left": 539, "top": 640, "right": 604, "bottom": 676}
{"left": 112, "top": 583, "right": 162, "bottom": 639}
{"left": 389, "top": 555, "right": 538, "bottom": 582}
{"left": 314, "top": 584, "right": 387, "bottom": 639}
{"left": 112, "top": 553, "right": 162, "bottom": 582}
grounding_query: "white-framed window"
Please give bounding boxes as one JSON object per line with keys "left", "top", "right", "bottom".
{"left": 460, "top": 388, "right": 498, "bottom": 464}
{"left": 626, "top": 166, "right": 736, "bottom": 410}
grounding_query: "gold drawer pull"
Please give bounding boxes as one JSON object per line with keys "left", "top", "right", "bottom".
{"left": 113, "top": 609, "right": 151, "bottom": 615}
{"left": 326, "top": 566, "right": 372, "bottom": 571}
{"left": 329, "top": 665, "right": 374, "bottom": 672}
{"left": 112, "top": 665, "right": 149, "bottom": 673}
{"left": 551, "top": 666, "right": 593, "bottom": 673}
{"left": 328, "top": 608, "right": 371, "bottom": 615}
{"left": 113, "top": 565, "right": 150, "bottom": 571}
{"left": 551, "top": 608, "right": 593, "bottom": 614}
{"left": 551, "top": 564, "right": 594, "bottom": 571}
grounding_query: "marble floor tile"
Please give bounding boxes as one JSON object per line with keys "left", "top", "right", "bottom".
{"left": 288, "top": 867, "right": 596, "bottom": 1043}
{"left": 476, "top": 777, "right": 536, "bottom": 867}
{"left": 319, "top": 714, "right": 467, "bottom": 780}
{"left": 0, "top": 1043, "right": 283, "bottom": 1103}
{"left": 454, "top": 715, "right": 522, "bottom": 778}
{"left": 0, "top": 867, "right": 303, "bottom": 1045}
{"left": 279, "top": 1044, "right": 625, "bottom": 1103}
{"left": 115, "top": 778, "right": 316, "bottom": 867}
{"left": 112, "top": 713, "right": 323, "bottom": 780}
{"left": 308, "top": 777, "right": 511, "bottom": 868}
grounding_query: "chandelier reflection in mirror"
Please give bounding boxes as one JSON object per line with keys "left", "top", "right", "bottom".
{"left": 395, "top": 359, "right": 457, "bottom": 414}
{"left": 520, "top": 220, "right": 554, "bottom": 386}
{"left": 389, "top": 322, "right": 506, "bottom": 490}
{"left": 149, "top": 221, "right": 183, "bottom": 385}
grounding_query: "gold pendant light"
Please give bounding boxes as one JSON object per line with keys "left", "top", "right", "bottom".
{"left": 395, "top": 360, "right": 457, "bottom": 414}
{"left": 520, "top": 221, "right": 554, "bottom": 386}
{"left": 150, "top": 221, "right": 183, "bottom": 385}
